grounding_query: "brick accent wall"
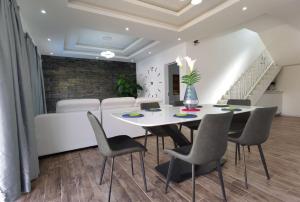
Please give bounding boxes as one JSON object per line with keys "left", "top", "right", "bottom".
{"left": 42, "top": 56, "right": 136, "bottom": 113}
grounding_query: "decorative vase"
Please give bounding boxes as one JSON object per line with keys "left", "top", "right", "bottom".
{"left": 183, "top": 85, "right": 199, "bottom": 109}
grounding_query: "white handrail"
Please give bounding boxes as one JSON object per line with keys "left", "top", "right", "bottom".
{"left": 223, "top": 49, "right": 274, "bottom": 100}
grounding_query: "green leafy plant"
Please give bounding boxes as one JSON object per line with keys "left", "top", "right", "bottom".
{"left": 116, "top": 75, "right": 143, "bottom": 98}
{"left": 181, "top": 70, "right": 201, "bottom": 86}
{"left": 176, "top": 56, "right": 201, "bottom": 86}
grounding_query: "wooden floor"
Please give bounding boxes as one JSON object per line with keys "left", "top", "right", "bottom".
{"left": 17, "top": 116, "right": 300, "bottom": 202}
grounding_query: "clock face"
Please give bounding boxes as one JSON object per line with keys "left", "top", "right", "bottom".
{"left": 141, "top": 67, "right": 163, "bottom": 98}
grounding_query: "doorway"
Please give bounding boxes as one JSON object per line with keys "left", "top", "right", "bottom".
{"left": 167, "top": 62, "right": 180, "bottom": 105}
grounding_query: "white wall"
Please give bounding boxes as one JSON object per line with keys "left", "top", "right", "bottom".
{"left": 137, "top": 29, "right": 265, "bottom": 104}
{"left": 277, "top": 65, "right": 300, "bottom": 117}
{"left": 186, "top": 29, "right": 265, "bottom": 104}
{"left": 136, "top": 43, "right": 187, "bottom": 104}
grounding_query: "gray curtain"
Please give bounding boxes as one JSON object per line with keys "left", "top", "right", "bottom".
{"left": 0, "top": 0, "right": 42, "bottom": 201}
{"left": 25, "top": 34, "right": 47, "bottom": 115}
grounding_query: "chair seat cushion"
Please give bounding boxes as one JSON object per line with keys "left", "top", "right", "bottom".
{"left": 146, "top": 125, "right": 176, "bottom": 137}
{"left": 181, "top": 121, "right": 201, "bottom": 130}
{"left": 108, "top": 135, "right": 145, "bottom": 156}
{"left": 228, "top": 131, "right": 242, "bottom": 142}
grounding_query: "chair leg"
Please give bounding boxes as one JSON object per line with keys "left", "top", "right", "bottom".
{"left": 179, "top": 124, "right": 182, "bottom": 131}
{"left": 235, "top": 143, "right": 238, "bottom": 166}
{"left": 237, "top": 144, "right": 241, "bottom": 160}
{"left": 130, "top": 154, "right": 134, "bottom": 176}
{"left": 248, "top": 146, "right": 251, "bottom": 152}
{"left": 190, "top": 129, "right": 194, "bottom": 143}
{"left": 99, "top": 156, "right": 107, "bottom": 185}
{"left": 192, "top": 164, "right": 196, "bottom": 202}
{"left": 144, "top": 130, "right": 148, "bottom": 156}
{"left": 216, "top": 160, "right": 227, "bottom": 201}
{"left": 242, "top": 146, "right": 248, "bottom": 189}
{"left": 162, "top": 136, "right": 165, "bottom": 150}
{"left": 258, "top": 145, "right": 270, "bottom": 180}
{"left": 156, "top": 135, "right": 159, "bottom": 165}
{"left": 139, "top": 152, "right": 148, "bottom": 192}
{"left": 108, "top": 157, "right": 115, "bottom": 202}
{"left": 165, "top": 157, "right": 175, "bottom": 193}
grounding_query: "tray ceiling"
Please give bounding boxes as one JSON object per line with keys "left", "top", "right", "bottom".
{"left": 17, "top": 0, "right": 295, "bottom": 61}
{"left": 69, "top": 0, "right": 229, "bottom": 29}
{"left": 139, "top": 0, "right": 191, "bottom": 12}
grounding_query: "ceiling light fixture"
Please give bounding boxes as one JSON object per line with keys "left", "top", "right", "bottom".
{"left": 50, "top": 52, "right": 54, "bottom": 55}
{"left": 41, "top": 9, "right": 47, "bottom": 14}
{"left": 100, "top": 51, "right": 115, "bottom": 59}
{"left": 96, "top": 56, "right": 99, "bottom": 59}
{"left": 148, "top": 51, "right": 152, "bottom": 55}
{"left": 191, "top": 0, "right": 202, "bottom": 5}
{"left": 242, "top": 6, "right": 248, "bottom": 11}
{"left": 47, "top": 38, "right": 51, "bottom": 42}
{"left": 178, "top": 37, "right": 181, "bottom": 41}
{"left": 125, "top": 27, "right": 130, "bottom": 31}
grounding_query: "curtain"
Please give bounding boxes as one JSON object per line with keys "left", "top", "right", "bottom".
{"left": 25, "top": 34, "right": 47, "bottom": 115}
{"left": 0, "top": 0, "right": 43, "bottom": 201}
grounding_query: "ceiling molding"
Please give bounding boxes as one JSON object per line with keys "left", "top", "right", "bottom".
{"left": 75, "top": 37, "right": 145, "bottom": 53}
{"left": 68, "top": 0, "right": 241, "bottom": 32}
{"left": 68, "top": 1, "right": 178, "bottom": 31}
{"left": 178, "top": 0, "right": 241, "bottom": 31}
{"left": 123, "top": 0, "right": 194, "bottom": 16}
{"left": 64, "top": 40, "right": 160, "bottom": 60}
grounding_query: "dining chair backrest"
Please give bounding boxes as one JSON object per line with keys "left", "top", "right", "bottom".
{"left": 87, "top": 111, "right": 112, "bottom": 156}
{"left": 188, "top": 112, "right": 233, "bottom": 165}
{"left": 140, "top": 102, "right": 160, "bottom": 110}
{"left": 228, "top": 99, "right": 251, "bottom": 124}
{"left": 238, "top": 107, "right": 277, "bottom": 145}
{"left": 227, "top": 99, "right": 251, "bottom": 106}
{"left": 173, "top": 101, "right": 184, "bottom": 107}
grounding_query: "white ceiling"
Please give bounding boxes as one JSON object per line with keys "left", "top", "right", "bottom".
{"left": 17, "top": 0, "right": 299, "bottom": 62}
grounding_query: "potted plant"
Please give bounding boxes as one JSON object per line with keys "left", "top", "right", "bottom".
{"left": 116, "top": 75, "right": 143, "bottom": 98}
{"left": 176, "top": 56, "right": 201, "bottom": 109}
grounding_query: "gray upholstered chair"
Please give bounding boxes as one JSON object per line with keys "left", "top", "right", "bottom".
{"left": 87, "top": 112, "right": 147, "bottom": 202}
{"left": 173, "top": 101, "right": 201, "bottom": 143}
{"left": 227, "top": 99, "right": 251, "bottom": 164}
{"left": 228, "top": 107, "right": 277, "bottom": 188}
{"left": 141, "top": 102, "right": 176, "bottom": 164}
{"left": 165, "top": 112, "right": 233, "bottom": 202}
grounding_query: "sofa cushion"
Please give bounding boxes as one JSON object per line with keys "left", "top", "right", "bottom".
{"left": 101, "top": 97, "right": 136, "bottom": 110}
{"left": 56, "top": 99, "right": 100, "bottom": 113}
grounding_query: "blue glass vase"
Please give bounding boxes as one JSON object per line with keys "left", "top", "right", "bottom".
{"left": 183, "top": 85, "right": 199, "bottom": 109}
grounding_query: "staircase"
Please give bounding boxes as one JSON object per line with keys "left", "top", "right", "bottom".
{"left": 219, "top": 50, "right": 281, "bottom": 104}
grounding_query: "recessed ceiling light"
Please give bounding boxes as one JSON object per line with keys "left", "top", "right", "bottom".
{"left": 47, "top": 38, "right": 51, "bottom": 42}
{"left": 178, "top": 37, "right": 181, "bottom": 41}
{"left": 96, "top": 56, "right": 99, "bottom": 59}
{"left": 125, "top": 27, "right": 130, "bottom": 31}
{"left": 100, "top": 51, "right": 115, "bottom": 59}
{"left": 50, "top": 52, "right": 54, "bottom": 55}
{"left": 148, "top": 51, "right": 152, "bottom": 55}
{"left": 191, "top": 0, "right": 202, "bottom": 5}
{"left": 242, "top": 6, "right": 248, "bottom": 11}
{"left": 41, "top": 9, "right": 47, "bottom": 14}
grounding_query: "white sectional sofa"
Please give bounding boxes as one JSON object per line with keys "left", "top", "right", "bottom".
{"left": 34, "top": 99, "right": 100, "bottom": 156}
{"left": 34, "top": 97, "right": 161, "bottom": 156}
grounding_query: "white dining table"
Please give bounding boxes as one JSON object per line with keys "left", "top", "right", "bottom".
{"left": 112, "top": 104, "right": 256, "bottom": 127}
{"left": 111, "top": 104, "right": 257, "bottom": 182}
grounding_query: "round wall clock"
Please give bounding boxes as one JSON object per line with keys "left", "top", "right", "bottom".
{"left": 141, "top": 67, "right": 163, "bottom": 98}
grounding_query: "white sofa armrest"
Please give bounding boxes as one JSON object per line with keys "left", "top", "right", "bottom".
{"left": 34, "top": 111, "right": 99, "bottom": 156}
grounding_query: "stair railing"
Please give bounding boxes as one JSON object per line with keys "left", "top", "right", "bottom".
{"left": 224, "top": 49, "right": 274, "bottom": 100}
